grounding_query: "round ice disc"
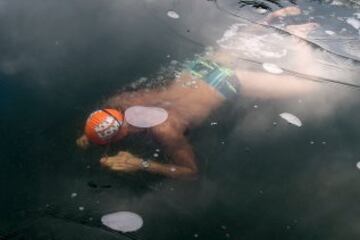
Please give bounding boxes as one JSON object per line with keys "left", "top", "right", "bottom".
{"left": 279, "top": 112, "right": 302, "bottom": 127}
{"left": 125, "top": 106, "right": 168, "bottom": 128}
{"left": 101, "top": 211, "right": 143, "bottom": 232}
{"left": 356, "top": 161, "right": 360, "bottom": 170}
{"left": 167, "top": 10, "right": 180, "bottom": 19}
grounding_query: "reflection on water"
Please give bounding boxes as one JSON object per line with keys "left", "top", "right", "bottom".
{"left": 1, "top": 0, "right": 360, "bottom": 239}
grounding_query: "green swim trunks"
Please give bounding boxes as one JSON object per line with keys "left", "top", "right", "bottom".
{"left": 185, "top": 57, "right": 240, "bottom": 99}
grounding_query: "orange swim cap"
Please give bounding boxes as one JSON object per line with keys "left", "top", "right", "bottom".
{"left": 85, "top": 109, "right": 124, "bottom": 145}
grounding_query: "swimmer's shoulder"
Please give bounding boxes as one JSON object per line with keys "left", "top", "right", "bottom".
{"left": 150, "top": 115, "right": 186, "bottom": 139}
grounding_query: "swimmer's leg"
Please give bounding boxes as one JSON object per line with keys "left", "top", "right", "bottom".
{"left": 234, "top": 69, "right": 320, "bottom": 99}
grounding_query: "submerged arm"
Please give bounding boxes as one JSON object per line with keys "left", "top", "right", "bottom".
{"left": 148, "top": 122, "right": 198, "bottom": 179}
{"left": 100, "top": 122, "right": 198, "bottom": 180}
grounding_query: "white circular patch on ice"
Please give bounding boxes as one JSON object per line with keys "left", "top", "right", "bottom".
{"left": 279, "top": 112, "right": 302, "bottom": 127}
{"left": 101, "top": 211, "right": 143, "bottom": 232}
{"left": 325, "top": 30, "right": 335, "bottom": 35}
{"left": 167, "top": 10, "right": 180, "bottom": 19}
{"left": 125, "top": 106, "right": 168, "bottom": 128}
{"left": 262, "top": 63, "right": 284, "bottom": 74}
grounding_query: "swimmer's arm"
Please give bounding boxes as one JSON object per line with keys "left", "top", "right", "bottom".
{"left": 145, "top": 160, "right": 197, "bottom": 180}
{"left": 149, "top": 124, "right": 198, "bottom": 179}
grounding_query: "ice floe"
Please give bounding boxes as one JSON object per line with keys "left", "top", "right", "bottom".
{"left": 279, "top": 113, "right": 302, "bottom": 127}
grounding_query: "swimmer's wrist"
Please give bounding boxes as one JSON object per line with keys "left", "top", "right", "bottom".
{"left": 140, "top": 159, "right": 151, "bottom": 169}
{"left": 140, "top": 160, "right": 167, "bottom": 174}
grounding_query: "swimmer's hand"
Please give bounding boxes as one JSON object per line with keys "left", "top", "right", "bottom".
{"left": 76, "top": 135, "right": 89, "bottom": 149}
{"left": 262, "top": 6, "right": 301, "bottom": 24}
{"left": 272, "top": 6, "right": 301, "bottom": 18}
{"left": 100, "top": 151, "right": 142, "bottom": 173}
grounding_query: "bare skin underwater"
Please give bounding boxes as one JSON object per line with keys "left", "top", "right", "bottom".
{"left": 77, "top": 6, "right": 321, "bottom": 180}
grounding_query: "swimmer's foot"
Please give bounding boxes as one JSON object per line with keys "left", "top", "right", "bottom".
{"left": 286, "top": 22, "right": 319, "bottom": 38}
{"left": 100, "top": 151, "right": 142, "bottom": 173}
{"left": 262, "top": 6, "right": 301, "bottom": 24}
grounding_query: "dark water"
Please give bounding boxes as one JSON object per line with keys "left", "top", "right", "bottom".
{"left": 1, "top": 0, "right": 360, "bottom": 239}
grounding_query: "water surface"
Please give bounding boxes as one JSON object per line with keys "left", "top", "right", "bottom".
{"left": 1, "top": 0, "right": 360, "bottom": 239}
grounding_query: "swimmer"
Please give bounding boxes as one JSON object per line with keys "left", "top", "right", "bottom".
{"left": 76, "top": 6, "right": 320, "bottom": 179}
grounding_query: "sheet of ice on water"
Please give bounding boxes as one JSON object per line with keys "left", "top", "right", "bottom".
{"left": 101, "top": 211, "right": 143, "bottom": 232}
{"left": 216, "top": 23, "right": 288, "bottom": 59}
{"left": 125, "top": 106, "right": 168, "bottom": 128}
{"left": 279, "top": 113, "right": 302, "bottom": 127}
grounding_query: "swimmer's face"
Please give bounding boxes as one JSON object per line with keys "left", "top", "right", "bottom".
{"left": 112, "top": 123, "right": 129, "bottom": 142}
